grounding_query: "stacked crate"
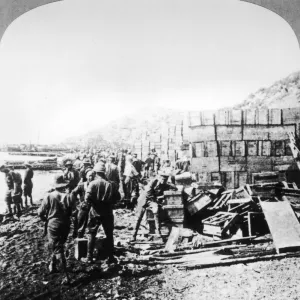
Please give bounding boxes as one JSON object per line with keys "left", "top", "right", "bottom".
{"left": 188, "top": 108, "right": 298, "bottom": 188}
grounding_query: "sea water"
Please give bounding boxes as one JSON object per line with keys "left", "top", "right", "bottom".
{"left": 0, "top": 152, "right": 62, "bottom": 213}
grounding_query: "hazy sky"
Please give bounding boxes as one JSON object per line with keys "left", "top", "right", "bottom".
{"left": 0, "top": 0, "right": 299, "bottom": 144}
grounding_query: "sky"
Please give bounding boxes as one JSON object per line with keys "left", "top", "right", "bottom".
{"left": 0, "top": 0, "right": 299, "bottom": 144}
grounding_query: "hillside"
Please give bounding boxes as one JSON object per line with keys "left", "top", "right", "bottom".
{"left": 64, "top": 71, "right": 300, "bottom": 148}
{"left": 235, "top": 71, "right": 300, "bottom": 109}
{"left": 64, "top": 107, "right": 184, "bottom": 148}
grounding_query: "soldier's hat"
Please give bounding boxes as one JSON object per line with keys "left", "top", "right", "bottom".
{"left": 64, "top": 160, "right": 73, "bottom": 166}
{"left": 83, "top": 158, "right": 91, "bottom": 165}
{"left": 93, "top": 162, "right": 106, "bottom": 173}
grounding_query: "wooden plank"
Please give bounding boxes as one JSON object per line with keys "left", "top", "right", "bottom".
{"left": 260, "top": 200, "right": 300, "bottom": 253}
{"left": 181, "top": 252, "right": 300, "bottom": 270}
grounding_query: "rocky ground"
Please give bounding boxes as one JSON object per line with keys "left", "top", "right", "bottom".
{"left": 1, "top": 206, "right": 300, "bottom": 300}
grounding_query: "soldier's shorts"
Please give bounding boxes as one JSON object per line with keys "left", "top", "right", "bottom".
{"left": 23, "top": 183, "right": 33, "bottom": 197}
{"left": 47, "top": 219, "right": 70, "bottom": 255}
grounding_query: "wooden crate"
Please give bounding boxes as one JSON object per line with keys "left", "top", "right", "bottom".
{"left": 259, "top": 141, "right": 271, "bottom": 156}
{"left": 243, "top": 126, "right": 269, "bottom": 140}
{"left": 269, "top": 109, "right": 282, "bottom": 125}
{"left": 220, "top": 157, "right": 247, "bottom": 172}
{"left": 220, "top": 141, "right": 232, "bottom": 156}
{"left": 216, "top": 126, "right": 242, "bottom": 141}
{"left": 233, "top": 141, "right": 245, "bottom": 156}
{"left": 163, "top": 190, "right": 183, "bottom": 205}
{"left": 282, "top": 107, "right": 300, "bottom": 124}
{"left": 206, "top": 141, "right": 218, "bottom": 157}
{"left": 189, "top": 126, "right": 215, "bottom": 142}
{"left": 247, "top": 141, "right": 258, "bottom": 156}
{"left": 200, "top": 111, "right": 215, "bottom": 125}
{"left": 163, "top": 205, "right": 185, "bottom": 220}
{"left": 190, "top": 157, "right": 219, "bottom": 173}
{"left": 186, "top": 193, "right": 213, "bottom": 215}
{"left": 202, "top": 212, "right": 239, "bottom": 237}
{"left": 189, "top": 111, "right": 201, "bottom": 127}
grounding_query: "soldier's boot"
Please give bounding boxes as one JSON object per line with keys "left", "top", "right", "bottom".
{"left": 87, "top": 234, "right": 96, "bottom": 264}
{"left": 49, "top": 255, "right": 58, "bottom": 274}
{"left": 30, "top": 197, "right": 34, "bottom": 206}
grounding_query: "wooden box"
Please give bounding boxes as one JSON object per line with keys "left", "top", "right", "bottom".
{"left": 186, "top": 193, "right": 213, "bottom": 215}
{"left": 163, "top": 190, "right": 183, "bottom": 205}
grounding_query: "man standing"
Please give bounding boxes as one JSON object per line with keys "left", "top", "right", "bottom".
{"left": 123, "top": 157, "right": 139, "bottom": 202}
{"left": 0, "top": 165, "right": 22, "bottom": 216}
{"left": 132, "top": 153, "right": 144, "bottom": 176}
{"left": 63, "top": 160, "right": 80, "bottom": 191}
{"left": 73, "top": 155, "right": 82, "bottom": 171}
{"left": 38, "top": 175, "right": 77, "bottom": 281}
{"left": 144, "top": 153, "right": 154, "bottom": 178}
{"left": 106, "top": 155, "right": 121, "bottom": 205}
{"left": 73, "top": 170, "right": 96, "bottom": 238}
{"left": 78, "top": 162, "right": 116, "bottom": 264}
{"left": 23, "top": 162, "right": 34, "bottom": 207}
{"left": 131, "top": 171, "right": 177, "bottom": 241}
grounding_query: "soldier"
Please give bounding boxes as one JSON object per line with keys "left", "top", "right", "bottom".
{"left": 131, "top": 171, "right": 177, "bottom": 241}
{"left": 74, "top": 170, "right": 96, "bottom": 238}
{"left": 63, "top": 160, "right": 80, "bottom": 191}
{"left": 78, "top": 162, "right": 116, "bottom": 264}
{"left": 38, "top": 175, "right": 77, "bottom": 282}
{"left": 23, "top": 162, "right": 34, "bottom": 207}
{"left": 0, "top": 165, "right": 22, "bottom": 217}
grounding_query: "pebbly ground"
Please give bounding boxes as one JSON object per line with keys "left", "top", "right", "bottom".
{"left": 0, "top": 206, "right": 300, "bottom": 300}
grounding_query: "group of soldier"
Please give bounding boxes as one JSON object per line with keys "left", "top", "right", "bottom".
{"left": 1, "top": 148, "right": 191, "bottom": 282}
{"left": 0, "top": 162, "right": 34, "bottom": 217}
